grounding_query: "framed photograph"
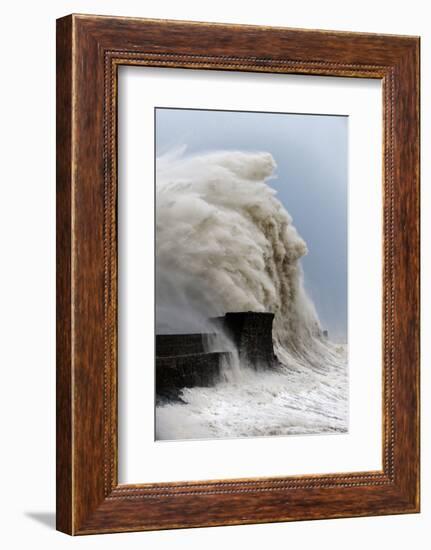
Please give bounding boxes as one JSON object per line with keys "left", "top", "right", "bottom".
{"left": 56, "top": 14, "right": 420, "bottom": 535}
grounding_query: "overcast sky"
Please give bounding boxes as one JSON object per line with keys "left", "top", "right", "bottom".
{"left": 156, "top": 108, "right": 348, "bottom": 343}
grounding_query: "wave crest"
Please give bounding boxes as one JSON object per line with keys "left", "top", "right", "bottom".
{"left": 156, "top": 149, "right": 323, "bottom": 360}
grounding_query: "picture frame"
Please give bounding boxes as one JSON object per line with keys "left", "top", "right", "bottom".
{"left": 56, "top": 14, "right": 420, "bottom": 535}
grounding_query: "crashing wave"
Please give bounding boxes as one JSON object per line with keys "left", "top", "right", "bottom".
{"left": 155, "top": 148, "right": 348, "bottom": 439}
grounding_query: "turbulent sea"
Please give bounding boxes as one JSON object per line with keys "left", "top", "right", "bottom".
{"left": 155, "top": 148, "right": 348, "bottom": 441}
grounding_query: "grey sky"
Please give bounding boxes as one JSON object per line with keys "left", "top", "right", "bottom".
{"left": 156, "top": 108, "right": 348, "bottom": 343}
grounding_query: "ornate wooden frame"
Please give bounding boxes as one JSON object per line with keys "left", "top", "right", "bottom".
{"left": 56, "top": 14, "right": 420, "bottom": 535}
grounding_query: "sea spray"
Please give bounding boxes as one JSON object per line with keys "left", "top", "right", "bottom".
{"left": 157, "top": 149, "right": 320, "bottom": 353}
{"left": 155, "top": 148, "right": 348, "bottom": 440}
{"left": 202, "top": 329, "right": 242, "bottom": 383}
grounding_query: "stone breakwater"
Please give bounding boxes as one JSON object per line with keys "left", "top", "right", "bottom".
{"left": 156, "top": 312, "right": 278, "bottom": 400}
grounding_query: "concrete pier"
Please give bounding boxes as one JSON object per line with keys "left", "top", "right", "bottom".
{"left": 211, "top": 311, "right": 277, "bottom": 370}
{"left": 156, "top": 311, "right": 278, "bottom": 399}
